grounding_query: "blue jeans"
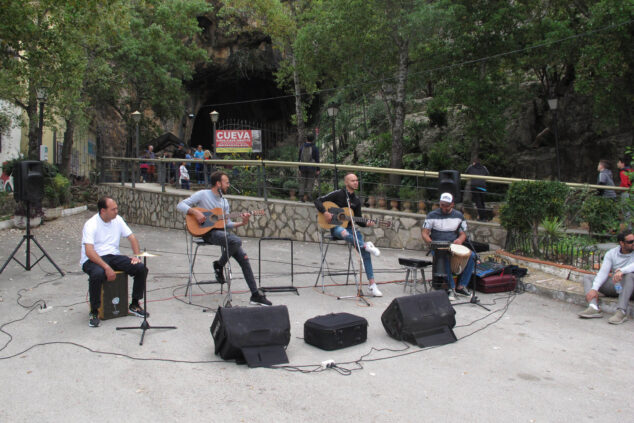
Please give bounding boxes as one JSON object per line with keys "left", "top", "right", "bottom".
{"left": 445, "top": 251, "right": 476, "bottom": 289}
{"left": 331, "top": 226, "right": 374, "bottom": 280}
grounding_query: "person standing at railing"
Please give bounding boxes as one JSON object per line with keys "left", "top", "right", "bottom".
{"left": 194, "top": 145, "right": 205, "bottom": 184}
{"left": 146, "top": 145, "right": 156, "bottom": 182}
{"left": 597, "top": 159, "right": 617, "bottom": 199}
{"left": 179, "top": 161, "right": 190, "bottom": 190}
{"left": 465, "top": 157, "right": 490, "bottom": 221}
{"left": 298, "top": 132, "right": 320, "bottom": 202}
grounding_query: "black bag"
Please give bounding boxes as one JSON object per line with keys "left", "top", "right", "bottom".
{"left": 304, "top": 312, "right": 368, "bottom": 351}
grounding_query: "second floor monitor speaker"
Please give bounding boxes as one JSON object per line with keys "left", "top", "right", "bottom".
{"left": 210, "top": 305, "right": 291, "bottom": 368}
{"left": 13, "top": 160, "right": 44, "bottom": 203}
{"left": 438, "top": 170, "right": 461, "bottom": 203}
{"left": 381, "top": 291, "right": 457, "bottom": 347}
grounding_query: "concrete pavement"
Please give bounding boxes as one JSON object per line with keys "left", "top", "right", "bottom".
{"left": 0, "top": 211, "right": 632, "bottom": 422}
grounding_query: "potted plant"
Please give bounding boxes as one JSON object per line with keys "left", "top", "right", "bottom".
{"left": 387, "top": 186, "right": 400, "bottom": 211}
{"left": 376, "top": 183, "right": 387, "bottom": 209}
{"left": 398, "top": 186, "right": 417, "bottom": 213}
{"left": 283, "top": 179, "right": 299, "bottom": 201}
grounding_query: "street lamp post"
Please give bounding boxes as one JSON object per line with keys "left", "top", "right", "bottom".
{"left": 547, "top": 98, "right": 561, "bottom": 181}
{"left": 327, "top": 104, "right": 339, "bottom": 189}
{"left": 131, "top": 110, "right": 141, "bottom": 186}
{"left": 36, "top": 88, "right": 47, "bottom": 160}
{"left": 210, "top": 110, "right": 219, "bottom": 158}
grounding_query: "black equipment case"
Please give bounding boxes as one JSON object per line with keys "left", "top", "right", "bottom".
{"left": 304, "top": 312, "right": 368, "bottom": 351}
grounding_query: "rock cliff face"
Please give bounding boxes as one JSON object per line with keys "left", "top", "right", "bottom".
{"left": 180, "top": 13, "right": 293, "bottom": 151}
{"left": 408, "top": 88, "right": 632, "bottom": 183}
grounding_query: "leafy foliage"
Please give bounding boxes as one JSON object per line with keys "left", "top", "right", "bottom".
{"left": 500, "top": 181, "right": 569, "bottom": 252}
{"left": 580, "top": 195, "right": 621, "bottom": 235}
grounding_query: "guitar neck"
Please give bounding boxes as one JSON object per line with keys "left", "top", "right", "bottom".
{"left": 219, "top": 210, "right": 257, "bottom": 220}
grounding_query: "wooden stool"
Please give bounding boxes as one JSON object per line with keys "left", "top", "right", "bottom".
{"left": 398, "top": 258, "right": 432, "bottom": 294}
{"left": 98, "top": 271, "right": 128, "bottom": 320}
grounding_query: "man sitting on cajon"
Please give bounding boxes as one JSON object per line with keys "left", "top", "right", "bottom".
{"left": 81, "top": 196, "right": 148, "bottom": 328}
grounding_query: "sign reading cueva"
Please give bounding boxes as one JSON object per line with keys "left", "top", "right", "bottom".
{"left": 215, "top": 129, "right": 262, "bottom": 153}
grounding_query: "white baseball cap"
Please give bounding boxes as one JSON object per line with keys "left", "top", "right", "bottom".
{"left": 439, "top": 192, "right": 453, "bottom": 203}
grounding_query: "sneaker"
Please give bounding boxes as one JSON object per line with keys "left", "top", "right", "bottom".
{"left": 129, "top": 303, "right": 150, "bottom": 318}
{"left": 447, "top": 289, "right": 456, "bottom": 301}
{"left": 368, "top": 284, "right": 383, "bottom": 297}
{"left": 88, "top": 313, "right": 100, "bottom": 328}
{"left": 250, "top": 292, "right": 272, "bottom": 306}
{"left": 578, "top": 306, "right": 603, "bottom": 319}
{"left": 213, "top": 261, "right": 226, "bottom": 284}
{"left": 455, "top": 286, "right": 471, "bottom": 297}
{"left": 608, "top": 309, "right": 628, "bottom": 325}
{"left": 364, "top": 241, "right": 381, "bottom": 257}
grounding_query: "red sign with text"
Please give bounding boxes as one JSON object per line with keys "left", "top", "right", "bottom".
{"left": 215, "top": 129, "right": 261, "bottom": 153}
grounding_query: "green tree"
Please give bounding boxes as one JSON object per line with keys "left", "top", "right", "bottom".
{"left": 221, "top": 0, "right": 316, "bottom": 144}
{"left": 296, "top": 0, "right": 450, "bottom": 186}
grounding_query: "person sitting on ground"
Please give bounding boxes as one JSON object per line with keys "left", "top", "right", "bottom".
{"left": 177, "top": 171, "right": 272, "bottom": 306}
{"left": 421, "top": 192, "right": 476, "bottom": 301}
{"left": 578, "top": 230, "right": 634, "bottom": 324}
{"left": 313, "top": 173, "right": 383, "bottom": 297}
{"left": 81, "top": 196, "right": 149, "bottom": 328}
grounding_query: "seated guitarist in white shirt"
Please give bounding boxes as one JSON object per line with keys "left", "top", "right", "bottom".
{"left": 177, "top": 171, "right": 272, "bottom": 306}
{"left": 314, "top": 173, "right": 383, "bottom": 297}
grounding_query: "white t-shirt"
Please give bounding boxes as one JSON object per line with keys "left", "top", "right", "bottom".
{"left": 179, "top": 165, "right": 189, "bottom": 181}
{"left": 80, "top": 213, "right": 133, "bottom": 265}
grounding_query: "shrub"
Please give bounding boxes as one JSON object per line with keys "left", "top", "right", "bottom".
{"left": 44, "top": 174, "right": 71, "bottom": 207}
{"left": 500, "top": 180, "right": 569, "bottom": 253}
{"left": 580, "top": 196, "right": 621, "bottom": 235}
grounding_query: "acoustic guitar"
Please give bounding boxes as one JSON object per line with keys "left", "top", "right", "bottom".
{"left": 186, "top": 207, "right": 266, "bottom": 236}
{"left": 317, "top": 201, "right": 392, "bottom": 230}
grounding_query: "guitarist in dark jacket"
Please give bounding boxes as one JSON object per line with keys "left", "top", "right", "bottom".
{"left": 314, "top": 173, "right": 383, "bottom": 297}
{"left": 177, "top": 171, "right": 272, "bottom": 306}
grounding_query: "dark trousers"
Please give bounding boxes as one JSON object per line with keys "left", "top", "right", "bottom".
{"left": 203, "top": 229, "right": 258, "bottom": 294}
{"left": 472, "top": 190, "right": 487, "bottom": 220}
{"left": 82, "top": 254, "right": 147, "bottom": 313}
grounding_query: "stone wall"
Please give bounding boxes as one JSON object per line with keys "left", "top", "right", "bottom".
{"left": 98, "top": 184, "right": 507, "bottom": 250}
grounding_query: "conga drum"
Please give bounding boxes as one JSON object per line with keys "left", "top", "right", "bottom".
{"left": 431, "top": 241, "right": 450, "bottom": 290}
{"left": 450, "top": 244, "right": 471, "bottom": 275}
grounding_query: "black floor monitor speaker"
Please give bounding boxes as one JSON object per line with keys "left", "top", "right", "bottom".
{"left": 13, "top": 160, "right": 44, "bottom": 203}
{"left": 438, "top": 169, "right": 461, "bottom": 203}
{"left": 210, "top": 305, "right": 291, "bottom": 367}
{"left": 381, "top": 291, "right": 457, "bottom": 347}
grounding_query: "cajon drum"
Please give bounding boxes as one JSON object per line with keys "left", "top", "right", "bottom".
{"left": 98, "top": 271, "right": 128, "bottom": 320}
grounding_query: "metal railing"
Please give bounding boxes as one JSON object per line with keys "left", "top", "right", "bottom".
{"left": 100, "top": 156, "right": 628, "bottom": 214}
{"left": 506, "top": 231, "right": 605, "bottom": 271}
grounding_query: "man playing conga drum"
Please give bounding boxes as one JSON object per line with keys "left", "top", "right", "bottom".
{"left": 422, "top": 192, "right": 476, "bottom": 300}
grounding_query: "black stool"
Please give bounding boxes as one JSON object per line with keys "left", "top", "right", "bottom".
{"left": 398, "top": 257, "right": 432, "bottom": 294}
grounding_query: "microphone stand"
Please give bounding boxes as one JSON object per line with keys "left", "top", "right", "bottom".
{"left": 453, "top": 221, "right": 490, "bottom": 311}
{"left": 218, "top": 189, "right": 233, "bottom": 308}
{"left": 337, "top": 189, "right": 370, "bottom": 306}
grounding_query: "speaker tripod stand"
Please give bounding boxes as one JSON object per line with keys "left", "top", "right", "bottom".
{"left": 0, "top": 201, "right": 64, "bottom": 276}
{"left": 116, "top": 251, "right": 176, "bottom": 345}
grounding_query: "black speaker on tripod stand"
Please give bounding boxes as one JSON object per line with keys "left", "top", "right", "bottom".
{"left": 0, "top": 161, "right": 63, "bottom": 276}
{"left": 13, "top": 160, "right": 44, "bottom": 203}
{"left": 438, "top": 170, "right": 461, "bottom": 203}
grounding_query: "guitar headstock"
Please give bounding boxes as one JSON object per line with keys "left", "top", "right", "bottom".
{"left": 378, "top": 220, "right": 392, "bottom": 229}
{"left": 251, "top": 209, "right": 267, "bottom": 216}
